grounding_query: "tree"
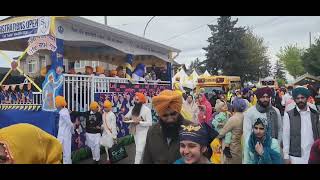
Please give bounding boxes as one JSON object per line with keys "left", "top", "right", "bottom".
{"left": 273, "top": 59, "right": 286, "bottom": 80}
{"left": 203, "top": 16, "right": 271, "bottom": 82}
{"left": 242, "top": 30, "right": 272, "bottom": 81}
{"left": 188, "top": 58, "right": 205, "bottom": 74}
{"left": 301, "top": 38, "right": 320, "bottom": 76}
{"left": 277, "top": 45, "right": 305, "bottom": 79}
{"left": 203, "top": 16, "right": 247, "bottom": 76}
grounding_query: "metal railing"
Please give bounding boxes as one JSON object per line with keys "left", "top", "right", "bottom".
{"left": 63, "top": 74, "right": 171, "bottom": 112}
{"left": 0, "top": 74, "right": 171, "bottom": 112}
{"left": 0, "top": 92, "right": 43, "bottom": 107}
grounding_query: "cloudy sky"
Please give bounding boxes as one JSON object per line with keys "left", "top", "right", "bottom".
{"left": 1, "top": 16, "right": 320, "bottom": 80}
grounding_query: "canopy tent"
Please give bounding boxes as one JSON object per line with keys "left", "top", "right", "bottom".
{"left": 172, "top": 68, "right": 188, "bottom": 84}
{"left": 189, "top": 70, "right": 199, "bottom": 82}
{"left": 180, "top": 70, "right": 199, "bottom": 89}
{"left": 201, "top": 70, "right": 211, "bottom": 77}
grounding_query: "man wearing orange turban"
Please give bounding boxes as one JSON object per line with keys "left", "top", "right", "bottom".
{"left": 73, "top": 101, "right": 103, "bottom": 163}
{"left": 142, "top": 90, "right": 192, "bottom": 164}
{"left": 0, "top": 123, "right": 62, "bottom": 164}
{"left": 124, "top": 92, "right": 152, "bottom": 164}
{"left": 101, "top": 100, "right": 117, "bottom": 164}
{"left": 55, "top": 96, "right": 74, "bottom": 164}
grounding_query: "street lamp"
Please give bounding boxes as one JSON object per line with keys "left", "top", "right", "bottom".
{"left": 143, "top": 16, "right": 156, "bottom": 37}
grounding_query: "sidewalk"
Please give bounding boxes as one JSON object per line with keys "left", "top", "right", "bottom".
{"left": 76, "top": 143, "right": 136, "bottom": 164}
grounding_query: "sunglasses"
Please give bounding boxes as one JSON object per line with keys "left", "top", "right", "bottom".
{"left": 162, "top": 111, "right": 178, "bottom": 118}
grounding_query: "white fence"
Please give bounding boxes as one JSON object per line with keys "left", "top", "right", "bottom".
{"left": 0, "top": 74, "right": 171, "bottom": 112}
{"left": 32, "top": 92, "right": 43, "bottom": 105}
{"left": 63, "top": 74, "right": 171, "bottom": 112}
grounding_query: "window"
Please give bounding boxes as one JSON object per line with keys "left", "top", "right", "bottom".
{"left": 80, "top": 61, "right": 86, "bottom": 68}
{"left": 28, "top": 59, "right": 36, "bottom": 73}
{"left": 39, "top": 56, "right": 46, "bottom": 68}
{"left": 75, "top": 61, "right": 80, "bottom": 68}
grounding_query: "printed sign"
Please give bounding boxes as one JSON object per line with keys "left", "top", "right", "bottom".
{"left": 27, "top": 34, "right": 57, "bottom": 55}
{"left": 0, "top": 16, "right": 51, "bottom": 41}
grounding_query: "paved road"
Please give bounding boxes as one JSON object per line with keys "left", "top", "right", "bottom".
{"left": 76, "top": 143, "right": 136, "bottom": 164}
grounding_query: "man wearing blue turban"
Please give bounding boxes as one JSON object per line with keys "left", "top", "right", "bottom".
{"left": 283, "top": 86, "right": 320, "bottom": 164}
{"left": 132, "top": 63, "right": 146, "bottom": 82}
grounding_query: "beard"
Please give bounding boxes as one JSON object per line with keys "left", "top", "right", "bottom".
{"left": 132, "top": 102, "right": 143, "bottom": 117}
{"left": 297, "top": 101, "right": 307, "bottom": 110}
{"left": 258, "top": 100, "right": 270, "bottom": 108}
{"left": 159, "top": 116, "right": 182, "bottom": 140}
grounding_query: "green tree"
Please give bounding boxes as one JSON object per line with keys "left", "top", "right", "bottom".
{"left": 301, "top": 38, "right": 320, "bottom": 76}
{"left": 242, "top": 30, "right": 272, "bottom": 81}
{"left": 203, "top": 17, "right": 271, "bottom": 82}
{"left": 203, "top": 16, "right": 247, "bottom": 76}
{"left": 277, "top": 45, "right": 305, "bottom": 79}
{"left": 189, "top": 58, "right": 205, "bottom": 74}
{"left": 273, "top": 59, "right": 286, "bottom": 80}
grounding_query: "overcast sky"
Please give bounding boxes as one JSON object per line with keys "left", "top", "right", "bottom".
{"left": 1, "top": 16, "right": 320, "bottom": 81}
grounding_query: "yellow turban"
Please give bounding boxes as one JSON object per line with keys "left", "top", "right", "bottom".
{"left": 55, "top": 96, "right": 67, "bottom": 108}
{"left": 90, "top": 101, "right": 99, "bottom": 111}
{"left": 174, "top": 90, "right": 183, "bottom": 97}
{"left": 0, "top": 123, "right": 62, "bottom": 164}
{"left": 152, "top": 90, "right": 182, "bottom": 116}
{"left": 40, "top": 67, "right": 47, "bottom": 77}
{"left": 103, "top": 100, "right": 113, "bottom": 109}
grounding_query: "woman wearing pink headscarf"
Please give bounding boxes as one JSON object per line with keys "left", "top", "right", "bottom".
{"left": 196, "top": 94, "right": 213, "bottom": 126}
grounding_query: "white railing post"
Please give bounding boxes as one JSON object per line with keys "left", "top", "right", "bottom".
{"left": 91, "top": 76, "right": 95, "bottom": 106}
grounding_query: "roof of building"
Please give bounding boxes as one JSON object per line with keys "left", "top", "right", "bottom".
{"left": 292, "top": 73, "right": 320, "bottom": 85}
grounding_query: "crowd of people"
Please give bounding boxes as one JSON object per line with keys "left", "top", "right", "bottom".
{"left": 0, "top": 83, "right": 33, "bottom": 104}
{"left": 1, "top": 82, "right": 320, "bottom": 164}
{"left": 63, "top": 63, "right": 169, "bottom": 82}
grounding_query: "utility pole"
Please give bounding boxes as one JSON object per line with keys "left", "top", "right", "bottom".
{"left": 104, "top": 16, "right": 108, "bottom": 25}
{"left": 309, "top": 32, "right": 312, "bottom": 48}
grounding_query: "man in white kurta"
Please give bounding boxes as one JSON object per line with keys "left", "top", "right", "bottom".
{"left": 56, "top": 96, "right": 74, "bottom": 164}
{"left": 125, "top": 93, "right": 152, "bottom": 164}
{"left": 102, "top": 100, "right": 118, "bottom": 163}
{"left": 283, "top": 86, "right": 320, "bottom": 164}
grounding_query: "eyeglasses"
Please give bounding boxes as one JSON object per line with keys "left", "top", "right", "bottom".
{"left": 162, "top": 112, "right": 178, "bottom": 118}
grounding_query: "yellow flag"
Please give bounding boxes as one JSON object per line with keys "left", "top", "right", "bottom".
{"left": 32, "top": 105, "right": 36, "bottom": 111}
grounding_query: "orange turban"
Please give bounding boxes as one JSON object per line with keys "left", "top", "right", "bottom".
{"left": 152, "top": 90, "right": 182, "bottom": 116}
{"left": 55, "top": 96, "right": 67, "bottom": 108}
{"left": 110, "top": 70, "right": 118, "bottom": 77}
{"left": 103, "top": 100, "right": 113, "bottom": 109}
{"left": 96, "top": 66, "right": 105, "bottom": 74}
{"left": 90, "top": 101, "right": 99, "bottom": 111}
{"left": 40, "top": 67, "right": 47, "bottom": 77}
{"left": 135, "top": 92, "right": 147, "bottom": 104}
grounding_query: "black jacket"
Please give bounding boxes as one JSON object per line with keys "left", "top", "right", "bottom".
{"left": 73, "top": 111, "right": 103, "bottom": 134}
